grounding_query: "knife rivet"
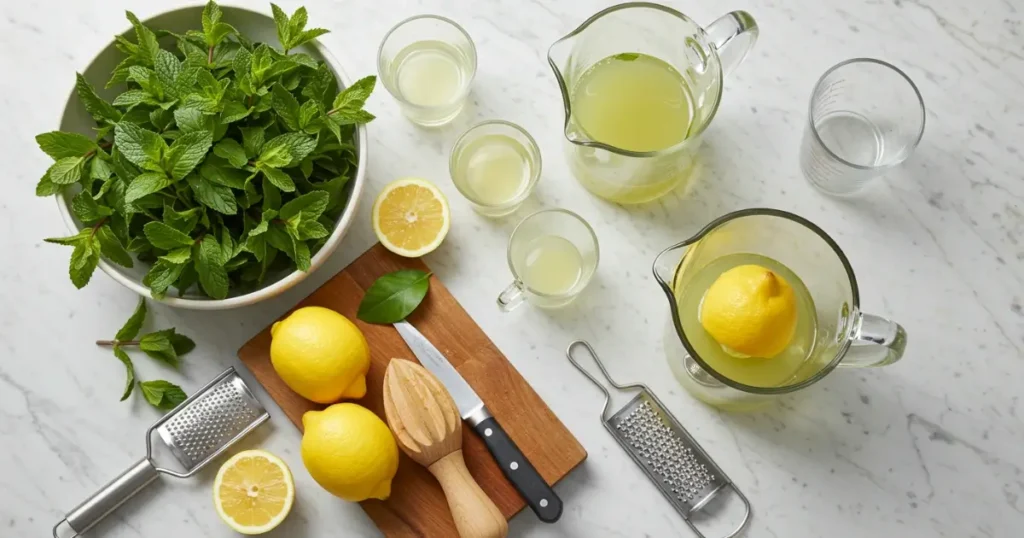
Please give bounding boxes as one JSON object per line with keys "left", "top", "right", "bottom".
{"left": 510, "top": 461, "right": 519, "bottom": 470}
{"left": 540, "top": 499, "right": 549, "bottom": 508}
{"left": 484, "top": 428, "right": 493, "bottom": 437}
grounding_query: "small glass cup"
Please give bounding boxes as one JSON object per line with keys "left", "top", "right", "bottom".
{"left": 377, "top": 15, "right": 477, "bottom": 127}
{"left": 449, "top": 120, "right": 542, "bottom": 217}
{"left": 800, "top": 58, "right": 925, "bottom": 195}
{"left": 498, "top": 209, "right": 599, "bottom": 311}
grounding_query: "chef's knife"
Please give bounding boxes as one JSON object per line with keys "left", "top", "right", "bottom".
{"left": 394, "top": 320, "right": 563, "bottom": 523}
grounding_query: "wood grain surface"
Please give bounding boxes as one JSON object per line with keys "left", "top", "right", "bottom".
{"left": 237, "top": 244, "right": 587, "bottom": 537}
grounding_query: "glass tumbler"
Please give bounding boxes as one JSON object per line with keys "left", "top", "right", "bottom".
{"left": 800, "top": 58, "right": 925, "bottom": 195}
{"left": 449, "top": 120, "right": 542, "bottom": 217}
{"left": 378, "top": 15, "right": 477, "bottom": 127}
{"left": 498, "top": 209, "right": 599, "bottom": 311}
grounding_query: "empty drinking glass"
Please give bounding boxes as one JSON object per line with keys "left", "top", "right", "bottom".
{"left": 800, "top": 58, "right": 925, "bottom": 195}
{"left": 378, "top": 15, "right": 477, "bottom": 127}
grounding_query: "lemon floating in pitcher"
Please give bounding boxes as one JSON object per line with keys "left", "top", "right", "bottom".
{"left": 699, "top": 264, "right": 798, "bottom": 358}
{"left": 301, "top": 403, "right": 400, "bottom": 502}
{"left": 270, "top": 306, "right": 370, "bottom": 404}
{"left": 213, "top": 449, "right": 295, "bottom": 535}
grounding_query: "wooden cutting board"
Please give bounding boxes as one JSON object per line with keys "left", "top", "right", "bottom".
{"left": 237, "top": 244, "right": 587, "bottom": 536}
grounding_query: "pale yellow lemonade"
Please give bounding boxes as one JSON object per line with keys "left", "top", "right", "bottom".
{"left": 392, "top": 40, "right": 468, "bottom": 106}
{"left": 452, "top": 134, "right": 533, "bottom": 205}
{"left": 570, "top": 53, "right": 697, "bottom": 203}
{"left": 675, "top": 253, "right": 819, "bottom": 387}
{"left": 520, "top": 235, "right": 583, "bottom": 295}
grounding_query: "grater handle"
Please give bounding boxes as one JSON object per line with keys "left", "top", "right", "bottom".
{"left": 54, "top": 457, "right": 159, "bottom": 537}
{"left": 566, "top": 341, "right": 641, "bottom": 420}
{"left": 686, "top": 483, "right": 753, "bottom": 538}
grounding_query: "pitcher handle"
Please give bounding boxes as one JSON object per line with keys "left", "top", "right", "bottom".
{"left": 704, "top": 11, "right": 759, "bottom": 76}
{"left": 838, "top": 310, "right": 907, "bottom": 368}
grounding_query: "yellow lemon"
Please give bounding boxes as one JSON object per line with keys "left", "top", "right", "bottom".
{"left": 213, "top": 450, "right": 294, "bottom": 535}
{"left": 270, "top": 306, "right": 370, "bottom": 404}
{"left": 700, "top": 264, "right": 798, "bottom": 358}
{"left": 372, "top": 177, "right": 450, "bottom": 257}
{"left": 301, "top": 403, "right": 399, "bottom": 502}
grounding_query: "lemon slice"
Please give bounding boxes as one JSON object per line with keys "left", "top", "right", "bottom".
{"left": 214, "top": 450, "right": 295, "bottom": 535}
{"left": 372, "top": 177, "right": 450, "bottom": 257}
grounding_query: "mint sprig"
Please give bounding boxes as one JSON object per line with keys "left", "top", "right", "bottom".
{"left": 97, "top": 298, "right": 196, "bottom": 408}
{"left": 38, "top": 1, "right": 374, "bottom": 299}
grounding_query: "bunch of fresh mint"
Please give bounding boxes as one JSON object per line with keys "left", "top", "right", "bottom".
{"left": 38, "top": 2, "right": 375, "bottom": 299}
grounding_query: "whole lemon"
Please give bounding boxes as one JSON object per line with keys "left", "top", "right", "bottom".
{"left": 700, "top": 265, "right": 798, "bottom": 358}
{"left": 301, "top": 403, "right": 399, "bottom": 501}
{"left": 270, "top": 306, "right": 370, "bottom": 404}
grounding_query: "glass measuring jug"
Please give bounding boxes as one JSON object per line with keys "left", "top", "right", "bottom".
{"left": 653, "top": 209, "right": 907, "bottom": 410}
{"left": 547, "top": 3, "right": 758, "bottom": 204}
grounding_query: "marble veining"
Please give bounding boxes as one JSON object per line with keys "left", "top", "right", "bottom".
{"left": 1, "top": 0, "right": 1021, "bottom": 537}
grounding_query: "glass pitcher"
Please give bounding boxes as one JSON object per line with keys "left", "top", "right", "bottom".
{"left": 547, "top": 3, "right": 758, "bottom": 204}
{"left": 653, "top": 209, "right": 907, "bottom": 410}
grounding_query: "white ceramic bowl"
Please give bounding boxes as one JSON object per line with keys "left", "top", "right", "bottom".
{"left": 55, "top": 6, "right": 368, "bottom": 310}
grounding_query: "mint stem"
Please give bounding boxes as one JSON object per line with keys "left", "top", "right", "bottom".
{"left": 97, "top": 339, "right": 139, "bottom": 347}
{"left": 208, "top": 45, "right": 214, "bottom": 65}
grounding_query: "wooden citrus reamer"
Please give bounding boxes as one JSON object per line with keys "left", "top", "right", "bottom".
{"left": 383, "top": 359, "right": 508, "bottom": 538}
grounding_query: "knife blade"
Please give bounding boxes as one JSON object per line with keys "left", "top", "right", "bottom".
{"left": 394, "top": 320, "right": 563, "bottom": 523}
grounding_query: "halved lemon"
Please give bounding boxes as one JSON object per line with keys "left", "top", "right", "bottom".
{"left": 213, "top": 450, "right": 295, "bottom": 535}
{"left": 372, "top": 177, "right": 450, "bottom": 257}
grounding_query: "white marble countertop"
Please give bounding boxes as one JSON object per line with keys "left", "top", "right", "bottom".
{"left": 2, "top": 0, "right": 1022, "bottom": 536}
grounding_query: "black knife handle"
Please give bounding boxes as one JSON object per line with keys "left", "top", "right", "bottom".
{"left": 473, "top": 417, "right": 563, "bottom": 523}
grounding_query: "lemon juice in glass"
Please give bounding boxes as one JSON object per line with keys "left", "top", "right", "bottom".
{"left": 654, "top": 209, "right": 908, "bottom": 410}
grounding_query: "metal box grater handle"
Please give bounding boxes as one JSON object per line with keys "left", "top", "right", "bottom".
{"left": 567, "top": 341, "right": 752, "bottom": 538}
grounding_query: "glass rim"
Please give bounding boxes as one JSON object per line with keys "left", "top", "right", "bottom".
{"left": 449, "top": 119, "right": 543, "bottom": 209}
{"left": 376, "top": 14, "right": 478, "bottom": 109}
{"left": 506, "top": 208, "right": 600, "bottom": 299}
{"left": 806, "top": 57, "right": 926, "bottom": 171}
{"left": 546, "top": 1, "right": 725, "bottom": 158}
{"left": 653, "top": 208, "right": 860, "bottom": 395}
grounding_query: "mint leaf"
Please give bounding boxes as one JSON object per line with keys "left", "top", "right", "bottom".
{"left": 163, "top": 204, "right": 199, "bottom": 234}
{"left": 248, "top": 209, "right": 277, "bottom": 236}
{"left": 220, "top": 101, "right": 252, "bottom": 124}
{"left": 90, "top": 157, "right": 113, "bottom": 180}
{"left": 143, "top": 259, "right": 185, "bottom": 297}
{"left": 125, "top": 11, "right": 160, "bottom": 65}
{"left": 297, "top": 219, "right": 330, "bottom": 240}
{"left": 357, "top": 269, "right": 432, "bottom": 324}
{"left": 160, "top": 247, "right": 192, "bottom": 264}
{"left": 96, "top": 225, "right": 134, "bottom": 268}
{"left": 279, "top": 190, "right": 328, "bottom": 220}
{"left": 112, "top": 347, "right": 136, "bottom": 401}
{"left": 201, "top": 1, "right": 236, "bottom": 47}
{"left": 613, "top": 52, "right": 640, "bottom": 61}
{"left": 196, "top": 234, "right": 229, "bottom": 299}
{"left": 112, "top": 89, "right": 157, "bottom": 109}
{"left": 259, "top": 132, "right": 316, "bottom": 168}
{"left": 271, "top": 84, "right": 301, "bottom": 131}
{"left": 188, "top": 173, "right": 237, "bottom": 214}
{"left": 36, "top": 172, "right": 58, "bottom": 196}
{"left": 69, "top": 238, "right": 100, "bottom": 289}
{"left": 36, "top": 132, "right": 97, "bottom": 160}
{"left": 114, "top": 122, "right": 165, "bottom": 171}
{"left": 289, "top": 28, "right": 329, "bottom": 52}
{"left": 47, "top": 156, "right": 86, "bottom": 185}
{"left": 170, "top": 333, "right": 196, "bottom": 356}
{"left": 139, "top": 328, "right": 181, "bottom": 367}
{"left": 75, "top": 73, "right": 121, "bottom": 124}
{"left": 143, "top": 221, "right": 193, "bottom": 250}
{"left": 292, "top": 236, "right": 311, "bottom": 271}
{"left": 332, "top": 75, "right": 375, "bottom": 114}
{"left": 139, "top": 380, "right": 187, "bottom": 410}
{"left": 258, "top": 163, "right": 295, "bottom": 192}
{"left": 125, "top": 172, "right": 173, "bottom": 203}
{"left": 271, "top": 4, "right": 291, "bottom": 50}
{"left": 250, "top": 44, "right": 273, "bottom": 83}
{"left": 165, "top": 130, "right": 212, "bottom": 180}
{"left": 44, "top": 229, "right": 90, "bottom": 246}
{"left": 71, "top": 191, "right": 112, "bottom": 223}
{"left": 116, "top": 297, "right": 148, "bottom": 341}
{"left": 240, "top": 126, "right": 265, "bottom": 158}
{"left": 262, "top": 177, "right": 281, "bottom": 210}
{"left": 174, "top": 107, "right": 216, "bottom": 134}
{"left": 213, "top": 139, "right": 248, "bottom": 168}
{"left": 154, "top": 49, "right": 183, "bottom": 99}
{"left": 200, "top": 160, "right": 247, "bottom": 188}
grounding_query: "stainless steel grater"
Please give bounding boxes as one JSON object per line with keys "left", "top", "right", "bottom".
{"left": 52, "top": 367, "right": 269, "bottom": 538}
{"left": 567, "top": 341, "right": 751, "bottom": 538}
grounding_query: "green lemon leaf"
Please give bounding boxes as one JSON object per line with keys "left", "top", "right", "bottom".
{"left": 357, "top": 269, "right": 432, "bottom": 324}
